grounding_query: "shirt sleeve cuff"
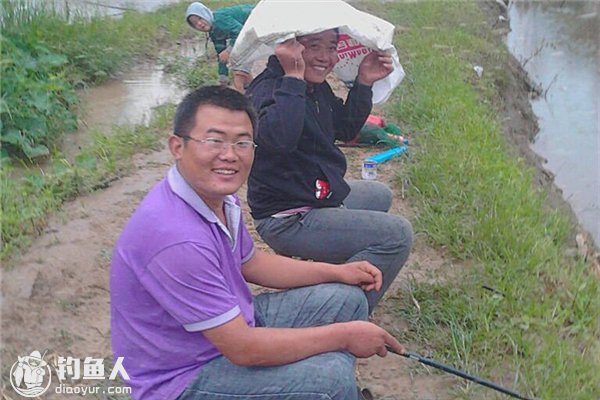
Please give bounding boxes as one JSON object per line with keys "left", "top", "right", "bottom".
{"left": 183, "top": 306, "right": 240, "bottom": 332}
{"left": 241, "top": 245, "right": 256, "bottom": 264}
{"left": 279, "top": 76, "right": 307, "bottom": 94}
{"left": 353, "top": 81, "right": 374, "bottom": 94}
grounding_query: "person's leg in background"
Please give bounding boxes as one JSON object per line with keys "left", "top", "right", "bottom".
{"left": 254, "top": 180, "right": 413, "bottom": 313}
{"left": 343, "top": 180, "right": 393, "bottom": 212}
{"left": 218, "top": 61, "right": 230, "bottom": 86}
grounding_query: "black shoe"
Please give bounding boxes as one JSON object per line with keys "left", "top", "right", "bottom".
{"left": 358, "top": 387, "right": 374, "bottom": 400}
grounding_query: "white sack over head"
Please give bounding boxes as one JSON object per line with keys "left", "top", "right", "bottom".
{"left": 229, "top": 0, "right": 405, "bottom": 104}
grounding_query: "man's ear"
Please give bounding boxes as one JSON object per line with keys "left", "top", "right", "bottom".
{"left": 168, "top": 135, "right": 184, "bottom": 160}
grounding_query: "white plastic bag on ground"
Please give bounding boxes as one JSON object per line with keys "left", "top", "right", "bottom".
{"left": 229, "top": 0, "right": 405, "bottom": 104}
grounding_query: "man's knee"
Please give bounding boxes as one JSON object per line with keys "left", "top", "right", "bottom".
{"left": 315, "top": 283, "right": 368, "bottom": 321}
{"left": 365, "top": 181, "right": 393, "bottom": 211}
{"left": 346, "top": 180, "right": 393, "bottom": 212}
{"left": 381, "top": 215, "right": 413, "bottom": 252}
{"left": 304, "top": 353, "right": 358, "bottom": 400}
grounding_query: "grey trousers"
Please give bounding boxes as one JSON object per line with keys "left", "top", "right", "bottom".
{"left": 255, "top": 180, "right": 413, "bottom": 313}
{"left": 178, "top": 284, "right": 368, "bottom": 400}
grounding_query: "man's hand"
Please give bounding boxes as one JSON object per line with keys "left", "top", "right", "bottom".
{"left": 218, "top": 49, "right": 230, "bottom": 63}
{"left": 275, "top": 38, "right": 305, "bottom": 80}
{"left": 357, "top": 50, "right": 393, "bottom": 86}
{"left": 337, "top": 260, "right": 382, "bottom": 292}
{"left": 342, "top": 321, "right": 405, "bottom": 358}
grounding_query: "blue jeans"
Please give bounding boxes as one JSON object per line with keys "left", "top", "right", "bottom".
{"left": 255, "top": 180, "right": 413, "bottom": 313}
{"left": 177, "top": 284, "right": 368, "bottom": 400}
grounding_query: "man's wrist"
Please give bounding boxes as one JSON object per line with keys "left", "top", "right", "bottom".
{"left": 356, "top": 76, "right": 374, "bottom": 87}
{"left": 323, "top": 262, "right": 345, "bottom": 283}
{"left": 280, "top": 75, "right": 307, "bottom": 94}
{"left": 332, "top": 322, "right": 351, "bottom": 351}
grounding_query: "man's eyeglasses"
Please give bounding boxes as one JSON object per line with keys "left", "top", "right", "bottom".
{"left": 181, "top": 136, "right": 257, "bottom": 154}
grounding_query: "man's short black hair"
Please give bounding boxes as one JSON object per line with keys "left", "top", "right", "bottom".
{"left": 173, "top": 86, "right": 257, "bottom": 138}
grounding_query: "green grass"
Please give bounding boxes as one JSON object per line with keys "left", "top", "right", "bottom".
{"left": 358, "top": 1, "right": 600, "bottom": 399}
{"left": 0, "top": 0, "right": 245, "bottom": 161}
{"left": 0, "top": 104, "right": 174, "bottom": 262}
{"left": 162, "top": 54, "right": 219, "bottom": 89}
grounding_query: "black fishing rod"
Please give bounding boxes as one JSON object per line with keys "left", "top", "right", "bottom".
{"left": 385, "top": 346, "right": 536, "bottom": 400}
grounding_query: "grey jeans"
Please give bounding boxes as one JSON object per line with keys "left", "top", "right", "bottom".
{"left": 177, "top": 284, "right": 368, "bottom": 400}
{"left": 255, "top": 180, "right": 413, "bottom": 313}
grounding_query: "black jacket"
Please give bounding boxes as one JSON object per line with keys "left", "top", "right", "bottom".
{"left": 246, "top": 56, "right": 373, "bottom": 219}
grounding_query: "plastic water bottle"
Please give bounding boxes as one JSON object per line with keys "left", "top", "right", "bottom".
{"left": 361, "top": 160, "right": 378, "bottom": 180}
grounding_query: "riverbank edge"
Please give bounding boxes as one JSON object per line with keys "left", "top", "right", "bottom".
{"left": 479, "top": 0, "right": 594, "bottom": 252}
{"left": 376, "top": 0, "right": 598, "bottom": 397}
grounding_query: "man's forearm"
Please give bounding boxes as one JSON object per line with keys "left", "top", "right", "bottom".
{"left": 205, "top": 315, "right": 351, "bottom": 367}
{"left": 239, "top": 324, "right": 350, "bottom": 366}
{"left": 334, "top": 83, "right": 373, "bottom": 141}
{"left": 242, "top": 250, "right": 340, "bottom": 288}
{"left": 252, "top": 78, "right": 306, "bottom": 152}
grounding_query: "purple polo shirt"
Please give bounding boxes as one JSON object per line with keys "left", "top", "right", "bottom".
{"left": 110, "top": 165, "right": 255, "bottom": 400}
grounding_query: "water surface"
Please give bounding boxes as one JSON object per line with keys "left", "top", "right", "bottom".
{"left": 507, "top": 0, "right": 599, "bottom": 245}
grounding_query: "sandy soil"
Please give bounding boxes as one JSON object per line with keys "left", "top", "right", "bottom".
{"left": 3, "top": 2, "right": 578, "bottom": 399}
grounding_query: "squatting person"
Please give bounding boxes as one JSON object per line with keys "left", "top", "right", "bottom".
{"left": 110, "top": 86, "right": 405, "bottom": 400}
{"left": 246, "top": 28, "right": 414, "bottom": 313}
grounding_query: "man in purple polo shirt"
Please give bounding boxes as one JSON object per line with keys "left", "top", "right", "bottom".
{"left": 110, "top": 86, "right": 404, "bottom": 400}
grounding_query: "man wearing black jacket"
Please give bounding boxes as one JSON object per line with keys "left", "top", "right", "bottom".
{"left": 246, "top": 29, "right": 413, "bottom": 313}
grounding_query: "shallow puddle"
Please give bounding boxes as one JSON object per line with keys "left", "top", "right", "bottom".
{"left": 62, "top": 63, "right": 184, "bottom": 158}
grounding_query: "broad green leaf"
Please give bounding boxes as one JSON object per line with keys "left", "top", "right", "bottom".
{"left": 37, "top": 53, "right": 68, "bottom": 68}
{"left": 0, "top": 98, "right": 8, "bottom": 114}
{"left": 22, "top": 142, "right": 49, "bottom": 159}
{"left": 24, "top": 174, "right": 45, "bottom": 190}
{"left": 1, "top": 128, "right": 25, "bottom": 145}
{"left": 19, "top": 116, "right": 47, "bottom": 139}
{"left": 29, "top": 91, "right": 51, "bottom": 113}
{"left": 0, "top": 147, "right": 10, "bottom": 163}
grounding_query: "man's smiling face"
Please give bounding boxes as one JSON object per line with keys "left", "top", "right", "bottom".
{"left": 298, "top": 30, "right": 339, "bottom": 86}
{"left": 171, "top": 104, "right": 254, "bottom": 208}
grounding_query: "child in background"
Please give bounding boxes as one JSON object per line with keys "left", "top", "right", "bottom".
{"left": 186, "top": 2, "right": 254, "bottom": 92}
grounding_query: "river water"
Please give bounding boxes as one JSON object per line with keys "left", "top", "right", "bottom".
{"left": 506, "top": 0, "right": 599, "bottom": 246}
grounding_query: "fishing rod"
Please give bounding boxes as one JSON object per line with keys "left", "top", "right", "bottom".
{"left": 385, "top": 346, "right": 536, "bottom": 400}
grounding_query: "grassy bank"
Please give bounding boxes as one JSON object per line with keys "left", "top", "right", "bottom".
{"left": 360, "top": 1, "right": 599, "bottom": 398}
{"left": 0, "top": 105, "right": 174, "bottom": 261}
{"left": 0, "top": 0, "right": 195, "bottom": 160}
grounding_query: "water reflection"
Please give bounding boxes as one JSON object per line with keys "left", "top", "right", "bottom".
{"left": 62, "top": 63, "right": 184, "bottom": 158}
{"left": 507, "top": 0, "right": 599, "bottom": 246}
{"left": 37, "top": 0, "right": 181, "bottom": 19}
